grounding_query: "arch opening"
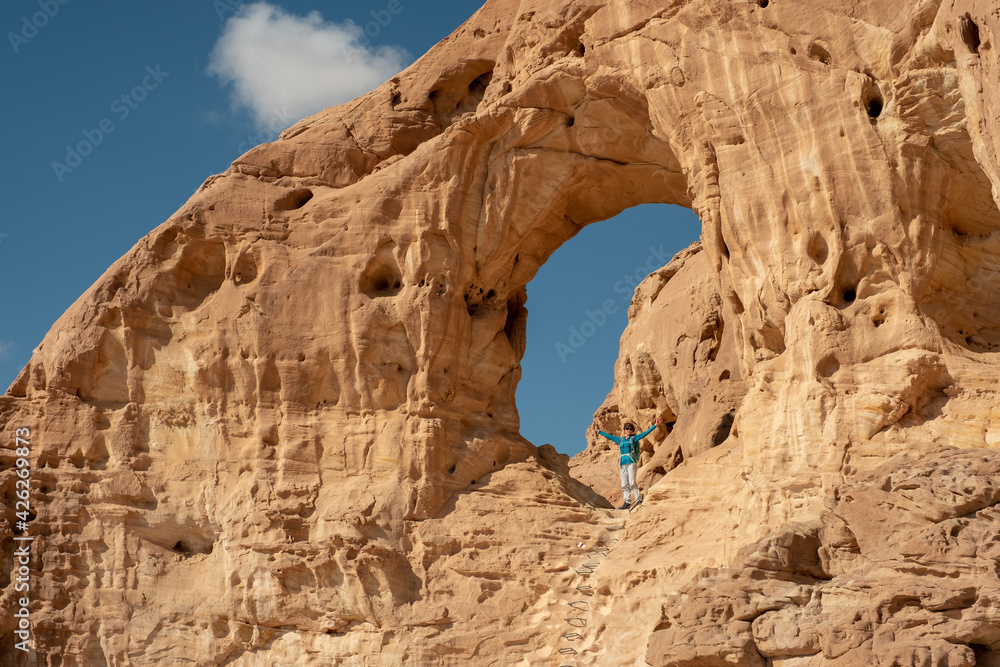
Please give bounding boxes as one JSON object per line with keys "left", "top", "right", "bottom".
{"left": 514, "top": 203, "right": 702, "bottom": 458}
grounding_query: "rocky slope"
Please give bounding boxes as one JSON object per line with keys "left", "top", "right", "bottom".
{"left": 4, "top": 0, "right": 1000, "bottom": 664}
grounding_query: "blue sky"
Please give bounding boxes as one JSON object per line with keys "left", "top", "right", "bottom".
{"left": 1, "top": 0, "right": 700, "bottom": 456}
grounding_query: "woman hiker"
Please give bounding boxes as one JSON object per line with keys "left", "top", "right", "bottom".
{"left": 593, "top": 416, "right": 664, "bottom": 510}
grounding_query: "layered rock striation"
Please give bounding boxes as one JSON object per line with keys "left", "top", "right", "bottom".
{"left": 3, "top": 0, "right": 1000, "bottom": 664}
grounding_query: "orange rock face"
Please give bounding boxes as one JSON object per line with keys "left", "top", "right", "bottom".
{"left": 3, "top": 0, "right": 1000, "bottom": 664}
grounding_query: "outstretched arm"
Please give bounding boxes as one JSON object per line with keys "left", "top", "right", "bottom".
{"left": 592, "top": 425, "right": 619, "bottom": 444}
{"left": 635, "top": 425, "right": 656, "bottom": 440}
{"left": 636, "top": 416, "right": 666, "bottom": 440}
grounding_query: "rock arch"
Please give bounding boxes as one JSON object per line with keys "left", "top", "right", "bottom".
{"left": 6, "top": 0, "right": 1000, "bottom": 664}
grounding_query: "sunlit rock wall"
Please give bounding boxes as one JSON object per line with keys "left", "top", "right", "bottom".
{"left": 3, "top": 0, "right": 1000, "bottom": 664}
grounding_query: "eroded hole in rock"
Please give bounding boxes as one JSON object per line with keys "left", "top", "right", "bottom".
{"left": 711, "top": 412, "right": 735, "bottom": 447}
{"left": 865, "top": 84, "right": 884, "bottom": 119}
{"left": 960, "top": 14, "right": 981, "bottom": 54}
{"left": 867, "top": 97, "right": 883, "bottom": 118}
{"left": 842, "top": 287, "right": 857, "bottom": 304}
{"left": 808, "top": 42, "right": 831, "bottom": 65}
{"left": 757, "top": 0, "right": 769, "bottom": 7}
{"left": 275, "top": 188, "right": 314, "bottom": 211}
{"left": 67, "top": 450, "right": 85, "bottom": 468}
{"left": 969, "top": 644, "right": 992, "bottom": 662}
{"left": 151, "top": 226, "right": 182, "bottom": 260}
{"left": 817, "top": 354, "right": 840, "bottom": 378}
{"left": 232, "top": 251, "right": 258, "bottom": 285}
{"left": 468, "top": 71, "right": 492, "bottom": 95}
{"left": 67, "top": 328, "right": 129, "bottom": 404}
{"left": 137, "top": 515, "right": 216, "bottom": 556}
{"left": 428, "top": 60, "right": 496, "bottom": 120}
{"left": 807, "top": 232, "right": 829, "bottom": 265}
{"left": 150, "top": 236, "right": 227, "bottom": 315}
{"left": 361, "top": 243, "right": 403, "bottom": 297}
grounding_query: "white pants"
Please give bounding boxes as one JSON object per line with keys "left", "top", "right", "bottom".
{"left": 619, "top": 462, "right": 640, "bottom": 503}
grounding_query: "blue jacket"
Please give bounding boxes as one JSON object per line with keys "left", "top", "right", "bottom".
{"left": 597, "top": 425, "right": 656, "bottom": 466}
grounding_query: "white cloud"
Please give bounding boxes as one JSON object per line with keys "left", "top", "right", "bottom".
{"left": 0, "top": 341, "right": 14, "bottom": 359}
{"left": 208, "top": 2, "right": 410, "bottom": 128}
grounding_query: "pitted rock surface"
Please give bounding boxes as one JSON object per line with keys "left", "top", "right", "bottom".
{"left": 3, "top": 0, "right": 1000, "bottom": 664}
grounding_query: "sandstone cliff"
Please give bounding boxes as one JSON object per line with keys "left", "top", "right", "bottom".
{"left": 4, "top": 0, "right": 1000, "bottom": 664}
